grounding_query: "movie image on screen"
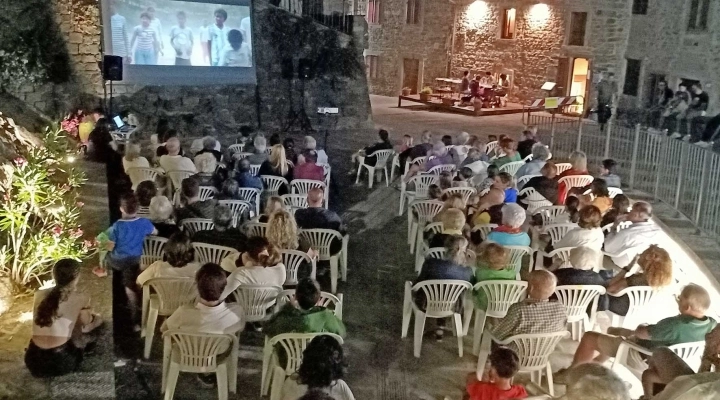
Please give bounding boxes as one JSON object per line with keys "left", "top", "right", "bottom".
{"left": 107, "top": 0, "right": 252, "bottom": 67}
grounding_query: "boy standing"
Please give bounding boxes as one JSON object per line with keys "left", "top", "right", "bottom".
{"left": 208, "top": 8, "right": 230, "bottom": 66}
{"left": 466, "top": 347, "right": 528, "bottom": 399}
{"left": 170, "top": 11, "right": 194, "bottom": 66}
{"left": 110, "top": 3, "right": 129, "bottom": 62}
{"left": 220, "top": 29, "right": 252, "bottom": 67}
{"left": 130, "top": 12, "right": 160, "bottom": 65}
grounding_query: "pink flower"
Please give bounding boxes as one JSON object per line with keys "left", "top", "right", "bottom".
{"left": 83, "top": 239, "right": 94, "bottom": 249}
{"left": 59, "top": 184, "right": 71, "bottom": 193}
{"left": 51, "top": 226, "right": 63, "bottom": 236}
{"left": 76, "top": 201, "right": 85, "bottom": 208}
{"left": 70, "top": 228, "right": 83, "bottom": 238}
{"left": 13, "top": 157, "right": 27, "bottom": 168}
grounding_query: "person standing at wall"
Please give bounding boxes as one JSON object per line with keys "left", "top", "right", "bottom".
{"left": 596, "top": 72, "right": 617, "bottom": 132}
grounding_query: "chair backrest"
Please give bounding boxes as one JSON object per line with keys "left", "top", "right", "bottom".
{"left": 504, "top": 246, "right": 533, "bottom": 274}
{"left": 517, "top": 174, "right": 541, "bottom": 189}
{"left": 261, "top": 175, "right": 288, "bottom": 192}
{"left": 127, "top": 167, "right": 160, "bottom": 188}
{"left": 534, "top": 206, "right": 568, "bottom": 226}
{"left": 424, "top": 222, "right": 444, "bottom": 236}
{"left": 555, "top": 163, "right": 573, "bottom": 174}
{"left": 484, "top": 141, "right": 499, "bottom": 155}
{"left": 198, "top": 186, "right": 218, "bottom": 201}
{"left": 298, "top": 229, "right": 343, "bottom": 260}
{"left": 320, "top": 163, "right": 332, "bottom": 188}
{"left": 250, "top": 164, "right": 261, "bottom": 175}
{"left": 545, "top": 223, "right": 579, "bottom": 245}
{"left": 471, "top": 223, "right": 498, "bottom": 241}
{"left": 181, "top": 218, "right": 214, "bottom": 236}
{"left": 276, "top": 289, "right": 342, "bottom": 319}
{"left": 501, "top": 331, "right": 568, "bottom": 372}
{"left": 163, "top": 330, "right": 235, "bottom": 371}
{"left": 404, "top": 156, "right": 427, "bottom": 176}
{"left": 145, "top": 278, "right": 197, "bottom": 315}
{"left": 499, "top": 160, "right": 525, "bottom": 176}
{"left": 602, "top": 220, "right": 632, "bottom": 233}
{"left": 227, "top": 143, "right": 245, "bottom": 155}
{"left": 142, "top": 235, "right": 169, "bottom": 269}
{"left": 474, "top": 280, "right": 528, "bottom": 318}
{"left": 427, "top": 164, "right": 457, "bottom": 175}
{"left": 369, "top": 149, "right": 394, "bottom": 167}
{"left": 558, "top": 175, "right": 594, "bottom": 190}
{"left": 610, "top": 286, "right": 658, "bottom": 325}
{"left": 442, "top": 187, "right": 476, "bottom": 204}
{"left": 244, "top": 222, "right": 268, "bottom": 238}
{"left": 193, "top": 242, "right": 237, "bottom": 265}
{"left": 405, "top": 174, "right": 439, "bottom": 198}
{"left": 290, "top": 179, "right": 326, "bottom": 196}
{"left": 554, "top": 285, "right": 607, "bottom": 322}
{"left": 518, "top": 187, "right": 553, "bottom": 212}
{"left": 543, "top": 247, "right": 575, "bottom": 267}
{"left": 232, "top": 152, "right": 253, "bottom": 161}
{"left": 411, "top": 280, "right": 473, "bottom": 316}
{"left": 281, "top": 194, "right": 308, "bottom": 214}
{"left": 409, "top": 200, "right": 444, "bottom": 224}
{"left": 424, "top": 247, "right": 446, "bottom": 260}
{"left": 218, "top": 200, "right": 252, "bottom": 227}
{"left": 167, "top": 170, "right": 195, "bottom": 190}
{"left": 267, "top": 333, "right": 344, "bottom": 374}
{"left": 232, "top": 285, "right": 283, "bottom": 321}
{"left": 523, "top": 154, "right": 533, "bottom": 162}
{"left": 608, "top": 187, "right": 623, "bottom": 198}
{"left": 668, "top": 341, "right": 706, "bottom": 372}
{"left": 237, "top": 188, "right": 261, "bottom": 204}
{"left": 280, "top": 249, "right": 314, "bottom": 285}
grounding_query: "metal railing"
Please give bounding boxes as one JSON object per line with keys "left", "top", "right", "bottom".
{"left": 274, "top": 0, "right": 356, "bottom": 34}
{"left": 528, "top": 113, "right": 720, "bottom": 241}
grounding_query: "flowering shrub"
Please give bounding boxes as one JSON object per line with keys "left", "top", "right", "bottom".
{"left": 0, "top": 124, "right": 92, "bottom": 292}
{"left": 60, "top": 110, "right": 84, "bottom": 140}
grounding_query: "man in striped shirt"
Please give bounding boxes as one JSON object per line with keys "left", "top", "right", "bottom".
{"left": 130, "top": 12, "right": 160, "bottom": 65}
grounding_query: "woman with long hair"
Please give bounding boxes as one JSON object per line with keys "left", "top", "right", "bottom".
{"left": 25, "top": 259, "right": 103, "bottom": 377}
{"left": 266, "top": 209, "right": 299, "bottom": 250}
{"left": 258, "top": 196, "right": 284, "bottom": 223}
{"left": 122, "top": 141, "right": 150, "bottom": 173}
{"left": 259, "top": 144, "right": 293, "bottom": 195}
{"left": 580, "top": 178, "right": 612, "bottom": 214}
{"left": 136, "top": 232, "right": 200, "bottom": 286}
{"left": 433, "top": 193, "right": 466, "bottom": 223}
{"left": 221, "top": 236, "right": 287, "bottom": 294}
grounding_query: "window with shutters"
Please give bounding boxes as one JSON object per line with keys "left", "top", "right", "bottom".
{"left": 568, "top": 12, "right": 588, "bottom": 46}
{"left": 406, "top": 0, "right": 421, "bottom": 24}
{"left": 687, "top": 0, "right": 710, "bottom": 31}
{"left": 365, "top": 55, "right": 379, "bottom": 79}
{"left": 632, "top": 0, "right": 648, "bottom": 15}
{"left": 623, "top": 59, "right": 642, "bottom": 96}
{"left": 500, "top": 8, "right": 516, "bottom": 39}
{"left": 366, "top": 0, "right": 381, "bottom": 24}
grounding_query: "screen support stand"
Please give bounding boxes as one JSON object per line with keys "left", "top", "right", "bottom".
{"left": 283, "top": 78, "right": 314, "bottom": 133}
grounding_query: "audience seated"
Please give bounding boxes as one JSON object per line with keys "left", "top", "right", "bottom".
{"left": 216, "top": 178, "right": 240, "bottom": 201}
{"left": 260, "top": 144, "right": 294, "bottom": 179}
{"left": 477, "top": 164, "right": 499, "bottom": 193}
{"left": 601, "top": 194, "right": 630, "bottom": 228}
{"left": 149, "top": 196, "right": 181, "bottom": 238}
{"left": 175, "top": 177, "right": 217, "bottom": 221}
{"left": 295, "top": 151, "right": 325, "bottom": 182}
{"left": 452, "top": 167, "right": 474, "bottom": 187}
{"left": 556, "top": 151, "right": 588, "bottom": 204}
{"left": 470, "top": 187, "right": 505, "bottom": 228}
{"left": 350, "top": 129, "right": 393, "bottom": 173}
{"left": 553, "top": 196, "right": 581, "bottom": 224}
{"left": 433, "top": 193, "right": 466, "bottom": 223}
{"left": 492, "top": 270, "right": 567, "bottom": 341}
{"left": 399, "top": 130, "right": 433, "bottom": 170}
{"left": 301, "top": 136, "right": 329, "bottom": 165}
{"left": 554, "top": 205, "right": 604, "bottom": 251}
{"left": 492, "top": 138, "right": 521, "bottom": 168}
{"left": 135, "top": 180, "right": 157, "bottom": 211}
{"left": 438, "top": 170, "right": 453, "bottom": 190}
{"left": 193, "top": 152, "right": 219, "bottom": 187}
{"left": 258, "top": 196, "right": 284, "bottom": 223}
{"left": 247, "top": 135, "right": 269, "bottom": 165}
{"left": 25, "top": 259, "right": 103, "bottom": 377}
{"left": 279, "top": 335, "right": 354, "bottom": 400}
{"left": 560, "top": 364, "right": 631, "bottom": 400}
{"left": 458, "top": 148, "right": 489, "bottom": 175}
{"left": 519, "top": 162, "right": 559, "bottom": 205}
{"left": 486, "top": 204, "right": 531, "bottom": 247}
{"left": 515, "top": 143, "right": 549, "bottom": 179}
{"left": 192, "top": 205, "right": 248, "bottom": 252}
{"left": 295, "top": 188, "right": 345, "bottom": 255}
{"left": 493, "top": 172, "right": 517, "bottom": 203}
{"left": 429, "top": 208, "right": 466, "bottom": 248}
{"left": 516, "top": 126, "right": 538, "bottom": 160}
{"left": 235, "top": 158, "right": 264, "bottom": 190}
{"left": 603, "top": 201, "right": 661, "bottom": 268}
{"left": 122, "top": 141, "right": 150, "bottom": 173}
{"left": 580, "top": 178, "right": 612, "bottom": 215}
{"left": 195, "top": 136, "right": 222, "bottom": 162}
{"left": 606, "top": 245, "right": 673, "bottom": 316}
{"left": 556, "top": 284, "right": 716, "bottom": 382}
{"left": 553, "top": 247, "right": 608, "bottom": 310}
{"left": 267, "top": 209, "right": 300, "bottom": 250}
{"left": 473, "top": 243, "right": 515, "bottom": 310}
{"left": 283, "top": 138, "right": 298, "bottom": 165}
{"left": 161, "top": 263, "right": 244, "bottom": 334}
{"left": 466, "top": 346, "right": 528, "bottom": 400}
{"left": 221, "top": 237, "right": 286, "bottom": 295}
{"left": 600, "top": 159, "right": 621, "bottom": 188}
{"left": 136, "top": 232, "right": 200, "bottom": 286}
{"left": 159, "top": 137, "right": 196, "bottom": 173}
{"left": 425, "top": 141, "right": 454, "bottom": 171}
{"left": 265, "top": 279, "right": 346, "bottom": 338}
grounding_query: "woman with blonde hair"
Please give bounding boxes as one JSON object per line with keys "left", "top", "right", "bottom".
{"left": 429, "top": 208, "right": 466, "bottom": 247}
{"left": 606, "top": 245, "right": 673, "bottom": 316}
{"left": 221, "top": 236, "right": 286, "bottom": 291}
{"left": 433, "top": 193, "right": 466, "bottom": 223}
{"left": 257, "top": 196, "right": 284, "bottom": 223}
{"left": 266, "top": 209, "right": 299, "bottom": 250}
{"left": 557, "top": 150, "right": 589, "bottom": 203}
{"left": 122, "top": 141, "right": 150, "bottom": 173}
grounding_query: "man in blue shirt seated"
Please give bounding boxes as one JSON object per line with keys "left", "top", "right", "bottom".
{"left": 234, "top": 158, "right": 263, "bottom": 190}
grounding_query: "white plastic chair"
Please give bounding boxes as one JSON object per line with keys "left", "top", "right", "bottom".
{"left": 606, "top": 286, "right": 659, "bottom": 329}
{"left": 503, "top": 246, "right": 534, "bottom": 276}
{"left": 137, "top": 206, "right": 151, "bottom": 218}
{"left": 280, "top": 249, "right": 317, "bottom": 285}
{"left": 398, "top": 174, "right": 439, "bottom": 215}
{"left": 543, "top": 223, "right": 579, "bottom": 245}
{"left": 166, "top": 170, "right": 195, "bottom": 192}
{"left": 517, "top": 174, "right": 541, "bottom": 189}
{"left": 427, "top": 164, "right": 457, "bottom": 175}
{"left": 414, "top": 222, "right": 445, "bottom": 271}
{"left": 407, "top": 200, "right": 444, "bottom": 254}
{"left": 181, "top": 218, "right": 214, "bottom": 236}
{"left": 602, "top": 220, "right": 633, "bottom": 234}
{"left": 275, "top": 289, "right": 342, "bottom": 320}
{"left": 403, "top": 156, "right": 427, "bottom": 179}
{"left": 227, "top": 143, "right": 245, "bottom": 155}
{"left": 141, "top": 278, "right": 197, "bottom": 359}
{"left": 281, "top": 194, "right": 308, "bottom": 215}
{"left": 193, "top": 242, "right": 237, "bottom": 265}
{"left": 608, "top": 187, "right": 623, "bottom": 198}
{"left": 260, "top": 333, "right": 344, "bottom": 396}
{"left": 198, "top": 186, "right": 218, "bottom": 201}
{"left": 558, "top": 175, "right": 594, "bottom": 191}
{"left": 162, "top": 330, "right": 238, "bottom": 400}
{"left": 534, "top": 206, "right": 568, "bottom": 226}
{"left": 290, "top": 179, "right": 327, "bottom": 208}
{"left": 218, "top": 199, "right": 252, "bottom": 227}
{"left": 554, "top": 285, "right": 606, "bottom": 340}
{"left": 232, "top": 284, "right": 282, "bottom": 322}
{"left": 470, "top": 223, "right": 498, "bottom": 242}
{"left": 142, "top": 236, "right": 168, "bottom": 270}
{"left": 484, "top": 141, "right": 499, "bottom": 155}
{"left": 401, "top": 280, "right": 473, "bottom": 358}
{"left": 261, "top": 175, "right": 288, "bottom": 198}
{"left": 356, "top": 149, "right": 394, "bottom": 188}
{"left": 244, "top": 221, "right": 268, "bottom": 238}
{"left": 533, "top": 247, "right": 575, "bottom": 272}
{"left": 420, "top": 247, "right": 476, "bottom": 273}
{"left": 237, "top": 188, "right": 261, "bottom": 217}
{"left": 523, "top": 153, "right": 533, "bottom": 162}
{"left": 462, "top": 280, "right": 528, "bottom": 355}
{"left": 298, "top": 229, "right": 348, "bottom": 293}
{"left": 499, "top": 160, "right": 525, "bottom": 176}
{"left": 232, "top": 152, "right": 253, "bottom": 161}
{"left": 612, "top": 340, "right": 706, "bottom": 375}
{"left": 518, "top": 187, "right": 553, "bottom": 213}
{"left": 555, "top": 163, "right": 573, "bottom": 174}
{"left": 128, "top": 167, "right": 160, "bottom": 190}
{"left": 442, "top": 186, "right": 476, "bottom": 204}
{"left": 390, "top": 153, "right": 401, "bottom": 182}
{"left": 250, "top": 164, "right": 261, "bottom": 175}
{"left": 477, "top": 331, "right": 568, "bottom": 396}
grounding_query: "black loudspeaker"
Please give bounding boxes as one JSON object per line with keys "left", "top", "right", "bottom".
{"left": 281, "top": 58, "right": 295, "bottom": 80}
{"left": 298, "top": 58, "right": 315, "bottom": 80}
{"left": 102, "top": 55, "right": 123, "bottom": 81}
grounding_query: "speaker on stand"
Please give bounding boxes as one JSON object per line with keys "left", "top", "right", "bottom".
{"left": 102, "top": 55, "right": 123, "bottom": 116}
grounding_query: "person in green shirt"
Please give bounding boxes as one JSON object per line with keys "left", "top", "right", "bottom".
{"left": 474, "top": 243, "right": 517, "bottom": 309}
{"left": 556, "top": 284, "right": 717, "bottom": 383}
{"left": 492, "top": 137, "right": 522, "bottom": 168}
{"left": 265, "top": 278, "right": 346, "bottom": 338}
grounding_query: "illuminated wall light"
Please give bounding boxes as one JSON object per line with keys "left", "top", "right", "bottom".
{"left": 527, "top": 3, "right": 551, "bottom": 29}
{"left": 465, "top": 0, "right": 490, "bottom": 29}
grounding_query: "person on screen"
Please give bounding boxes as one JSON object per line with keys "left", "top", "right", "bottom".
{"left": 110, "top": 3, "right": 129, "bottom": 63}
{"left": 208, "top": 8, "right": 230, "bottom": 66}
{"left": 221, "top": 29, "right": 251, "bottom": 67}
{"left": 170, "top": 11, "right": 194, "bottom": 66}
{"left": 146, "top": 7, "right": 164, "bottom": 57}
{"left": 199, "top": 20, "right": 210, "bottom": 65}
{"left": 240, "top": 16, "right": 251, "bottom": 50}
{"left": 130, "top": 12, "right": 160, "bottom": 65}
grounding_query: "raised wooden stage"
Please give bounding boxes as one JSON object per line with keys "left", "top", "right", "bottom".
{"left": 397, "top": 94, "right": 536, "bottom": 117}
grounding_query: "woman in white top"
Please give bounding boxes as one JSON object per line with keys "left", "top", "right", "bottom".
{"left": 281, "top": 335, "right": 355, "bottom": 400}
{"left": 221, "top": 236, "right": 286, "bottom": 297}
{"left": 554, "top": 205, "right": 605, "bottom": 251}
{"left": 122, "top": 141, "right": 150, "bottom": 173}
{"left": 299, "top": 136, "right": 328, "bottom": 165}
{"left": 25, "top": 259, "right": 103, "bottom": 377}
{"left": 136, "top": 232, "right": 201, "bottom": 286}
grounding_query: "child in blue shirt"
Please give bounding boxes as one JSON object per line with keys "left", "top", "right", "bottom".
{"left": 106, "top": 193, "right": 157, "bottom": 329}
{"left": 493, "top": 172, "right": 518, "bottom": 203}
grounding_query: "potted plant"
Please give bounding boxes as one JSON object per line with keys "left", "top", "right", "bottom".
{"left": 419, "top": 86, "right": 433, "bottom": 101}
{"left": 401, "top": 87, "right": 412, "bottom": 96}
